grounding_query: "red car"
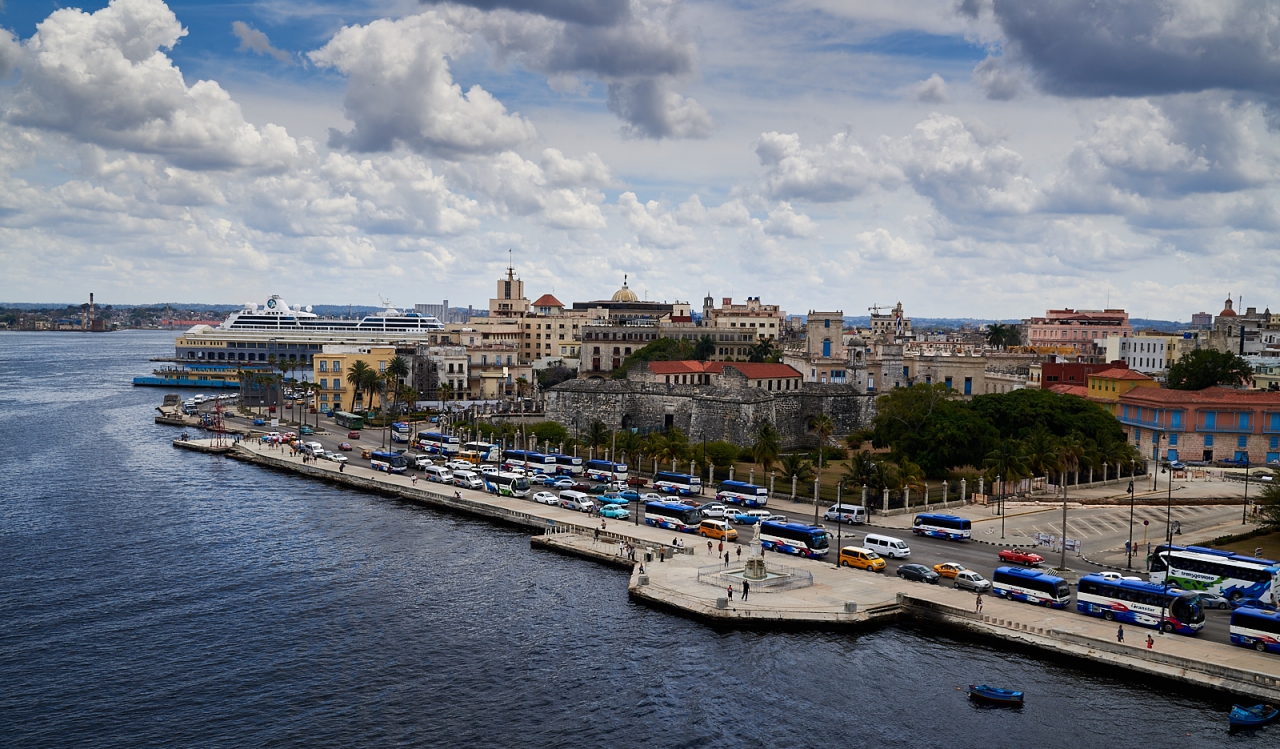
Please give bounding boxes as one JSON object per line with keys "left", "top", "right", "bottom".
{"left": 348, "top": 431, "right": 361, "bottom": 439}
{"left": 998, "top": 548, "right": 1044, "bottom": 566}
{"left": 338, "top": 442, "right": 353, "bottom": 451}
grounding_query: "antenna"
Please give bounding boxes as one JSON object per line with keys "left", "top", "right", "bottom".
{"left": 378, "top": 294, "right": 393, "bottom": 309}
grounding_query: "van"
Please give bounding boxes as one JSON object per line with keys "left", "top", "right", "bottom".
{"left": 413, "top": 455, "right": 434, "bottom": 470}
{"left": 422, "top": 466, "right": 453, "bottom": 484}
{"left": 698, "top": 520, "right": 739, "bottom": 541}
{"left": 824, "top": 504, "right": 866, "bottom": 524}
{"left": 305, "top": 441, "right": 324, "bottom": 454}
{"left": 558, "top": 490, "right": 593, "bottom": 512}
{"left": 838, "top": 546, "right": 886, "bottom": 572}
{"left": 863, "top": 533, "right": 911, "bottom": 559}
{"left": 452, "top": 470, "right": 484, "bottom": 490}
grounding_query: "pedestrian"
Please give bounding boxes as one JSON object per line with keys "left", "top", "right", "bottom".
{"left": 736, "top": 546, "right": 742, "bottom": 561}
{"left": 718, "top": 541, "right": 724, "bottom": 555}
{"left": 727, "top": 584, "right": 734, "bottom": 601}
{"left": 593, "top": 527, "right": 599, "bottom": 545}
{"left": 1124, "top": 540, "right": 1131, "bottom": 555}
{"left": 412, "top": 474, "right": 418, "bottom": 486}
{"left": 975, "top": 594, "right": 983, "bottom": 614}
{"left": 724, "top": 551, "right": 730, "bottom": 565}
{"left": 339, "top": 462, "right": 344, "bottom": 473}
{"left": 707, "top": 540, "right": 713, "bottom": 556}
{"left": 1117, "top": 624, "right": 1124, "bottom": 643}
{"left": 742, "top": 580, "right": 750, "bottom": 601}
{"left": 1146, "top": 634, "right": 1154, "bottom": 650}
{"left": 659, "top": 548, "right": 665, "bottom": 563}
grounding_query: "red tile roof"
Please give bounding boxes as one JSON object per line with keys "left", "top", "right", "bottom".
{"left": 1120, "top": 386, "right": 1280, "bottom": 406}
{"left": 647, "top": 361, "right": 801, "bottom": 379}
{"left": 532, "top": 294, "right": 563, "bottom": 307}
{"left": 1047, "top": 383, "right": 1089, "bottom": 397}
{"left": 648, "top": 361, "right": 708, "bottom": 375}
{"left": 1089, "top": 368, "right": 1154, "bottom": 381}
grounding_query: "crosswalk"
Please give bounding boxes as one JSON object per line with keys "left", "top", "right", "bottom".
{"left": 1013, "top": 505, "right": 1225, "bottom": 542}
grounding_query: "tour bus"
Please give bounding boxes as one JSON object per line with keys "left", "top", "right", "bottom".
{"left": 502, "top": 450, "right": 557, "bottom": 474}
{"left": 485, "top": 471, "right": 532, "bottom": 498}
{"left": 391, "top": 421, "right": 411, "bottom": 443}
{"left": 334, "top": 411, "right": 364, "bottom": 429}
{"left": 585, "top": 459, "right": 628, "bottom": 483}
{"left": 644, "top": 501, "right": 703, "bottom": 533}
{"left": 1230, "top": 607, "right": 1280, "bottom": 654}
{"left": 717, "top": 480, "right": 769, "bottom": 508}
{"left": 654, "top": 471, "right": 701, "bottom": 496}
{"left": 824, "top": 503, "right": 867, "bottom": 524}
{"left": 551, "top": 454, "right": 584, "bottom": 476}
{"left": 370, "top": 450, "right": 409, "bottom": 474}
{"left": 912, "top": 513, "right": 973, "bottom": 541}
{"left": 416, "top": 431, "right": 461, "bottom": 456}
{"left": 760, "top": 521, "right": 831, "bottom": 559}
{"left": 992, "top": 566, "right": 1072, "bottom": 608}
{"left": 462, "top": 441, "right": 501, "bottom": 463}
{"left": 1076, "top": 574, "right": 1205, "bottom": 634}
{"left": 1149, "top": 545, "right": 1280, "bottom": 604}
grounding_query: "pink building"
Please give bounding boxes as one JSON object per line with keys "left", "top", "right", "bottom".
{"left": 1024, "top": 308, "right": 1132, "bottom": 359}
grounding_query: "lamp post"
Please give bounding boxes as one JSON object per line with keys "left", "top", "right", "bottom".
{"left": 997, "top": 474, "right": 1004, "bottom": 540}
{"left": 834, "top": 481, "right": 842, "bottom": 568}
{"left": 1158, "top": 461, "right": 1174, "bottom": 634}
{"left": 1126, "top": 478, "right": 1136, "bottom": 570}
{"left": 1242, "top": 455, "right": 1251, "bottom": 525}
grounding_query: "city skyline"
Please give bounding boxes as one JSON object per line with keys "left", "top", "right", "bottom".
{"left": 1, "top": 1, "right": 1278, "bottom": 319}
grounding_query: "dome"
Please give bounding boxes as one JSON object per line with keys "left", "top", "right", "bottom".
{"left": 611, "top": 275, "right": 639, "bottom": 303}
{"left": 1219, "top": 294, "right": 1237, "bottom": 317}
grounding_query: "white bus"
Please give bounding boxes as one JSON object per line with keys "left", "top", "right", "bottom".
{"left": 585, "top": 459, "right": 628, "bottom": 483}
{"left": 911, "top": 513, "right": 972, "bottom": 541}
{"left": 462, "top": 441, "right": 501, "bottom": 463}
{"left": 654, "top": 471, "right": 701, "bottom": 496}
{"left": 717, "top": 480, "right": 768, "bottom": 508}
{"left": 1230, "top": 608, "right": 1280, "bottom": 654}
{"left": 992, "top": 567, "right": 1071, "bottom": 608}
{"left": 416, "top": 431, "right": 461, "bottom": 456}
{"left": 551, "top": 454, "right": 584, "bottom": 476}
{"left": 1149, "top": 545, "right": 1280, "bottom": 604}
{"left": 502, "top": 450, "right": 556, "bottom": 474}
{"left": 485, "top": 471, "right": 532, "bottom": 498}
{"left": 1076, "top": 574, "right": 1205, "bottom": 634}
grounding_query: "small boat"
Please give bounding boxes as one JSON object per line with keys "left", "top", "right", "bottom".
{"left": 968, "top": 684, "right": 1024, "bottom": 706}
{"left": 1229, "top": 704, "right": 1278, "bottom": 728}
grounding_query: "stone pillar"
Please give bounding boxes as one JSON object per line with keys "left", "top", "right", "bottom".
{"left": 978, "top": 477, "right": 984, "bottom": 500}
{"left": 904, "top": 486, "right": 911, "bottom": 509}
{"left": 942, "top": 480, "right": 948, "bottom": 504}
{"left": 960, "top": 478, "right": 967, "bottom": 503}
{"left": 883, "top": 487, "right": 889, "bottom": 512}
{"left": 671, "top": 457, "right": 677, "bottom": 472}
{"left": 791, "top": 474, "right": 797, "bottom": 499}
{"left": 729, "top": 465, "right": 735, "bottom": 481}
{"left": 707, "top": 461, "right": 713, "bottom": 488}
{"left": 1103, "top": 463, "right": 1108, "bottom": 484}
{"left": 654, "top": 457, "right": 658, "bottom": 477}
{"left": 690, "top": 460, "right": 696, "bottom": 478}
{"left": 749, "top": 468, "right": 754, "bottom": 485}
{"left": 813, "top": 479, "right": 820, "bottom": 507}
{"left": 861, "top": 484, "right": 868, "bottom": 510}
{"left": 769, "top": 473, "right": 775, "bottom": 500}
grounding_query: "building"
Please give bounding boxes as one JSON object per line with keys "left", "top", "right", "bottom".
{"left": 640, "top": 361, "right": 804, "bottom": 392}
{"left": 1102, "top": 334, "right": 1171, "bottom": 375}
{"left": 700, "top": 295, "right": 785, "bottom": 342}
{"left": 984, "top": 370, "right": 1026, "bottom": 394}
{"left": 490, "top": 266, "right": 530, "bottom": 319}
{"left": 1116, "top": 386, "right": 1280, "bottom": 465}
{"left": 903, "top": 352, "right": 987, "bottom": 398}
{"left": 1085, "top": 365, "right": 1159, "bottom": 415}
{"left": 1190, "top": 312, "right": 1213, "bottom": 329}
{"left": 411, "top": 345, "right": 469, "bottom": 401}
{"left": 313, "top": 345, "right": 397, "bottom": 412}
{"left": 869, "top": 302, "right": 912, "bottom": 342}
{"left": 781, "top": 310, "right": 859, "bottom": 385}
{"left": 1024, "top": 308, "right": 1132, "bottom": 360}
{"left": 1027, "top": 361, "right": 1117, "bottom": 389}
{"left": 1206, "top": 295, "right": 1280, "bottom": 356}
{"left": 532, "top": 294, "right": 564, "bottom": 316}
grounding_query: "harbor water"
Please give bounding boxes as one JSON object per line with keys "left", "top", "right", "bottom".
{"left": 0, "top": 332, "right": 1253, "bottom": 747}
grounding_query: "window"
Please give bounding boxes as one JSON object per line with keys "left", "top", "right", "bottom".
{"left": 319, "top": 378, "right": 327, "bottom": 390}
{"left": 332, "top": 360, "right": 340, "bottom": 371}
{"left": 1272, "top": 436, "right": 1279, "bottom": 449}
{"left": 1204, "top": 411, "right": 1217, "bottom": 429}
{"left": 1171, "top": 411, "right": 1183, "bottom": 429}
{"left": 822, "top": 338, "right": 831, "bottom": 357}
{"left": 964, "top": 376, "right": 972, "bottom": 395}
{"left": 1204, "top": 434, "right": 1214, "bottom": 447}
{"left": 1135, "top": 428, "right": 1141, "bottom": 443}
{"left": 319, "top": 361, "right": 327, "bottom": 372}
{"left": 824, "top": 319, "right": 830, "bottom": 328}
{"left": 1238, "top": 435, "right": 1248, "bottom": 449}
{"left": 1240, "top": 413, "right": 1251, "bottom": 430}
{"left": 1169, "top": 433, "right": 1178, "bottom": 446}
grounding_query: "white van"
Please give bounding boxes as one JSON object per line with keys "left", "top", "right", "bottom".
{"left": 824, "top": 504, "right": 866, "bottom": 524}
{"left": 452, "top": 470, "right": 484, "bottom": 490}
{"left": 863, "top": 533, "right": 911, "bottom": 559}
{"left": 422, "top": 466, "right": 454, "bottom": 484}
{"left": 413, "top": 455, "right": 434, "bottom": 470}
{"left": 558, "top": 490, "right": 594, "bottom": 512}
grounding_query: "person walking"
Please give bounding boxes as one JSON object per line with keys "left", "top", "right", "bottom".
{"left": 718, "top": 541, "right": 724, "bottom": 555}
{"left": 593, "top": 527, "right": 599, "bottom": 546}
{"left": 975, "top": 594, "right": 983, "bottom": 614}
{"left": 742, "top": 580, "right": 750, "bottom": 601}
{"left": 1117, "top": 624, "right": 1124, "bottom": 643}
{"left": 411, "top": 474, "right": 418, "bottom": 487}
{"left": 727, "top": 584, "right": 734, "bottom": 601}
{"left": 724, "top": 551, "right": 730, "bottom": 565}
{"left": 1146, "top": 634, "right": 1154, "bottom": 650}
{"left": 736, "top": 546, "right": 742, "bottom": 561}
{"left": 707, "top": 540, "right": 713, "bottom": 556}
{"left": 339, "top": 462, "right": 344, "bottom": 473}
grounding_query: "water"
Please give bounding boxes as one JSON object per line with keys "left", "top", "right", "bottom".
{"left": 0, "top": 332, "right": 1258, "bottom": 747}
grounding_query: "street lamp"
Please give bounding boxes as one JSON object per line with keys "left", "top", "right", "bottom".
{"left": 1158, "top": 461, "right": 1174, "bottom": 635}
{"left": 1242, "top": 455, "right": 1251, "bottom": 525}
{"left": 1125, "top": 478, "right": 1136, "bottom": 570}
{"left": 997, "top": 474, "right": 1004, "bottom": 540}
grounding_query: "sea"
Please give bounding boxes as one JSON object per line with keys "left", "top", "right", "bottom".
{"left": 0, "top": 332, "right": 1256, "bottom": 747}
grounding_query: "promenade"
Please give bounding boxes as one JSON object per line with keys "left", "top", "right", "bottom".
{"left": 209, "top": 438, "right": 1280, "bottom": 703}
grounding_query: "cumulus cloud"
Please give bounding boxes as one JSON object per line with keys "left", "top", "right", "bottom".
{"left": 761, "top": 202, "right": 817, "bottom": 238}
{"left": 232, "top": 21, "right": 292, "bottom": 63}
{"left": 539, "top": 147, "right": 613, "bottom": 187}
{"left": 754, "top": 130, "right": 904, "bottom": 202}
{"left": 913, "top": 73, "right": 949, "bottom": 103}
{"left": 617, "top": 191, "right": 694, "bottom": 246}
{"left": 5, "top": 0, "right": 304, "bottom": 170}
{"left": 972, "top": 55, "right": 1022, "bottom": 100}
{"left": 449, "top": 150, "right": 608, "bottom": 229}
{"left": 310, "top": 12, "right": 537, "bottom": 157}
{"left": 427, "top": 0, "right": 631, "bottom": 26}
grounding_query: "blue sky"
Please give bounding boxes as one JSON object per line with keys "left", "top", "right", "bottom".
{"left": 0, "top": 0, "right": 1277, "bottom": 321}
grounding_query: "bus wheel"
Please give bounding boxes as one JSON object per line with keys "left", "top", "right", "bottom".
{"left": 1161, "top": 622, "right": 1174, "bottom": 634}
{"left": 1256, "top": 641, "right": 1268, "bottom": 652}
{"left": 1104, "top": 610, "right": 1114, "bottom": 621}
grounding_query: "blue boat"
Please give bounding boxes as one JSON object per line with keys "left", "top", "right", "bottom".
{"left": 1229, "top": 704, "right": 1278, "bottom": 728}
{"left": 968, "top": 685, "right": 1024, "bottom": 706}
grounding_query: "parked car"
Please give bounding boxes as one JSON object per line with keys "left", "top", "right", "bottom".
{"left": 299, "top": 426, "right": 314, "bottom": 435}
{"left": 932, "top": 562, "right": 967, "bottom": 579}
{"left": 896, "top": 564, "right": 940, "bottom": 584}
{"left": 698, "top": 520, "right": 739, "bottom": 541}
{"left": 838, "top": 546, "right": 886, "bottom": 572}
{"left": 479, "top": 464, "right": 499, "bottom": 475}
{"left": 733, "top": 509, "right": 774, "bottom": 525}
{"left": 597, "top": 493, "right": 630, "bottom": 506}
{"left": 347, "top": 431, "right": 361, "bottom": 439}
{"left": 699, "top": 503, "right": 728, "bottom": 519}
{"left": 1195, "top": 591, "right": 1231, "bottom": 610}
{"left": 532, "top": 491, "right": 559, "bottom": 505}
{"left": 1230, "top": 597, "right": 1278, "bottom": 612}
{"left": 953, "top": 570, "right": 992, "bottom": 593}
{"left": 338, "top": 442, "right": 353, "bottom": 451}
{"left": 326, "top": 452, "right": 348, "bottom": 464}
{"left": 600, "top": 504, "right": 630, "bottom": 520}
{"left": 998, "top": 548, "right": 1044, "bottom": 566}
{"left": 446, "top": 460, "right": 473, "bottom": 471}
{"left": 552, "top": 478, "right": 576, "bottom": 489}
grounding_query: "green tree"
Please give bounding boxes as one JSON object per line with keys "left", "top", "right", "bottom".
{"left": 1166, "top": 349, "right": 1253, "bottom": 390}
{"left": 586, "top": 420, "right": 611, "bottom": 451}
{"left": 347, "top": 361, "right": 372, "bottom": 410}
{"left": 985, "top": 322, "right": 1011, "bottom": 349}
{"left": 750, "top": 421, "right": 782, "bottom": 472}
{"left": 779, "top": 452, "right": 814, "bottom": 485}
{"left": 870, "top": 384, "right": 998, "bottom": 477}
{"left": 969, "top": 387, "right": 1125, "bottom": 443}
{"left": 655, "top": 427, "right": 691, "bottom": 466}
{"left": 983, "top": 438, "right": 1029, "bottom": 485}
{"left": 1021, "top": 424, "right": 1060, "bottom": 478}
{"left": 531, "top": 421, "right": 570, "bottom": 446}
{"left": 748, "top": 336, "right": 778, "bottom": 363}
{"left": 699, "top": 440, "right": 741, "bottom": 471}
{"left": 610, "top": 337, "right": 696, "bottom": 379}
{"left": 693, "top": 334, "right": 717, "bottom": 362}
{"left": 1257, "top": 480, "right": 1280, "bottom": 529}
{"left": 892, "top": 457, "right": 926, "bottom": 495}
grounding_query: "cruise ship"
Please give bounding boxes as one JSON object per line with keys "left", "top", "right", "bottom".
{"left": 170, "top": 296, "right": 447, "bottom": 365}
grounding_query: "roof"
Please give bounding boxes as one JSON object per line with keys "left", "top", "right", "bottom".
{"left": 1089, "top": 367, "right": 1154, "bottom": 382}
{"left": 1046, "top": 383, "right": 1089, "bottom": 397}
{"left": 531, "top": 294, "right": 563, "bottom": 308}
{"left": 1120, "top": 386, "right": 1280, "bottom": 406}
{"left": 647, "top": 360, "right": 802, "bottom": 379}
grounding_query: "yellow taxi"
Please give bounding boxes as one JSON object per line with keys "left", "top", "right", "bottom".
{"left": 838, "top": 546, "right": 886, "bottom": 572}
{"left": 698, "top": 520, "right": 738, "bottom": 541}
{"left": 932, "top": 562, "right": 967, "bottom": 578}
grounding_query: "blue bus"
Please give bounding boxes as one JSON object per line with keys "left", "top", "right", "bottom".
{"left": 416, "top": 431, "right": 460, "bottom": 456}
{"left": 585, "top": 459, "right": 628, "bottom": 482}
{"left": 912, "top": 513, "right": 972, "bottom": 541}
{"left": 1230, "top": 607, "right": 1280, "bottom": 654}
{"left": 502, "top": 450, "right": 556, "bottom": 474}
{"left": 654, "top": 471, "right": 701, "bottom": 496}
{"left": 645, "top": 501, "right": 702, "bottom": 533}
{"left": 992, "top": 566, "right": 1071, "bottom": 608}
{"left": 760, "top": 521, "right": 830, "bottom": 559}
{"left": 1149, "top": 544, "right": 1280, "bottom": 603}
{"left": 1076, "top": 574, "right": 1205, "bottom": 634}
{"left": 717, "top": 480, "right": 768, "bottom": 508}
{"left": 391, "top": 421, "right": 411, "bottom": 443}
{"left": 370, "top": 450, "right": 409, "bottom": 474}
{"left": 551, "top": 454, "right": 584, "bottom": 475}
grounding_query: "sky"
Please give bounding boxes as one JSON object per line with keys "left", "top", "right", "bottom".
{"left": 1, "top": 0, "right": 1278, "bottom": 320}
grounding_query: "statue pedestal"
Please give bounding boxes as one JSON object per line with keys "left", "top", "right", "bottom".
{"left": 744, "top": 557, "right": 767, "bottom": 581}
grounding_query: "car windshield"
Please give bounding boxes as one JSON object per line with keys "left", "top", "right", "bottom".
{"left": 865, "top": 551, "right": 881, "bottom": 560}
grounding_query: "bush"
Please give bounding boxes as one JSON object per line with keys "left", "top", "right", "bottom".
{"left": 809, "top": 445, "right": 847, "bottom": 463}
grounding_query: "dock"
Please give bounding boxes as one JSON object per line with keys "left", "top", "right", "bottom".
{"left": 220, "top": 442, "right": 1280, "bottom": 702}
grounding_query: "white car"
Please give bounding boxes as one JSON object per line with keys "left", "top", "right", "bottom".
{"left": 479, "top": 464, "right": 499, "bottom": 475}
{"left": 412, "top": 456, "right": 434, "bottom": 469}
{"left": 698, "top": 503, "right": 728, "bottom": 518}
{"left": 641, "top": 493, "right": 664, "bottom": 502}
{"left": 532, "top": 491, "right": 559, "bottom": 505}
{"left": 325, "top": 452, "right": 348, "bottom": 463}
{"left": 446, "top": 460, "right": 473, "bottom": 471}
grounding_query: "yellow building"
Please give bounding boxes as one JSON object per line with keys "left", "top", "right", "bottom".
{"left": 1086, "top": 365, "right": 1158, "bottom": 416}
{"left": 313, "top": 345, "right": 396, "bottom": 412}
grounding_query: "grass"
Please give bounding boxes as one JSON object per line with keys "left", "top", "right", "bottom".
{"left": 1215, "top": 531, "right": 1280, "bottom": 561}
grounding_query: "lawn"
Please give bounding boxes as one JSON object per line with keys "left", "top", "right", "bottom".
{"left": 1215, "top": 531, "right": 1280, "bottom": 561}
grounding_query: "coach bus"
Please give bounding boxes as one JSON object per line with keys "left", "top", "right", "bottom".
{"left": 1076, "top": 574, "right": 1205, "bottom": 634}
{"left": 416, "top": 431, "right": 461, "bottom": 456}
{"left": 992, "top": 566, "right": 1072, "bottom": 608}
{"left": 911, "top": 513, "right": 972, "bottom": 541}
{"left": 644, "top": 501, "right": 702, "bottom": 533}
{"left": 370, "top": 450, "right": 409, "bottom": 474}
{"left": 717, "top": 480, "right": 768, "bottom": 508}
{"left": 460, "top": 441, "right": 500, "bottom": 464}
{"left": 484, "top": 471, "right": 532, "bottom": 498}
{"left": 551, "top": 454, "right": 584, "bottom": 476}
{"left": 1230, "top": 607, "right": 1280, "bottom": 654}
{"left": 334, "top": 411, "right": 364, "bottom": 429}
{"left": 654, "top": 471, "right": 701, "bottom": 496}
{"left": 760, "top": 521, "right": 831, "bottom": 559}
{"left": 502, "top": 450, "right": 556, "bottom": 474}
{"left": 585, "top": 459, "right": 628, "bottom": 483}
{"left": 1149, "top": 544, "right": 1280, "bottom": 604}
{"left": 391, "top": 421, "right": 411, "bottom": 443}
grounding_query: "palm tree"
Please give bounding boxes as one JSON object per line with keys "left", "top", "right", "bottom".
{"left": 586, "top": 420, "right": 611, "bottom": 455}
{"left": 807, "top": 413, "right": 836, "bottom": 499}
{"left": 1054, "top": 433, "right": 1087, "bottom": 570}
{"left": 893, "top": 457, "right": 926, "bottom": 496}
{"left": 347, "top": 361, "right": 372, "bottom": 412}
{"left": 693, "top": 334, "right": 716, "bottom": 362}
{"left": 748, "top": 336, "right": 778, "bottom": 363}
{"left": 656, "top": 427, "right": 691, "bottom": 467}
{"left": 750, "top": 422, "right": 782, "bottom": 473}
{"left": 984, "top": 438, "right": 1029, "bottom": 489}
{"left": 1021, "top": 425, "right": 1059, "bottom": 479}
{"left": 779, "top": 452, "right": 814, "bottom": 489}
{"left": 986, "top": 323, "right": 1009, "bottom": 349}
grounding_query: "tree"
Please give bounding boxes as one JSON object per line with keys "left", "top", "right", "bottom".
{"left": 1167, "top": 349, "right": 1253, "bottom": 390}
{"left": 750, "top": 422, "right": 782, "bottom": 472}
{"left": 697, "top": 440, "right": 741, "bottom": 472}
{"left": 748, "top": 337, "right": 778, "bottom": 363}
{"left": 537, "top": 364, "right": 576, "bottom": 389}
{"left": 986, "top": 323, "right": 1010, "bottom": 349}
{"left": 779, "top": 452, "right": 814, "bottom": 485}
{"left": 969, "top": 387, "right": 1124, "bottom": 444}
{"left": 531, "top": 421, "right": 570, "bottom": 447}
{"left": 347, "top": 361, "right": 372, "bottom": 410}
{"left": 586, "top": 420, "right": 611, "bottom": 451}
{"left": 1257, "top": 480, "right": 1280, "bottom": 529}
{"left": 983, "top": 438, "right": 1029, "bottom": 485}
{"left": 892, "top": 457, "right": 926, "bottom": 494}
{"left": 870, "top": 384, "right": 997, "bottom": 477}
{"left": 1021, "top": 424, "right": 1059, "bottom": 479}
{"left": 693, "top": 334, "right": 716, "bottom": 362}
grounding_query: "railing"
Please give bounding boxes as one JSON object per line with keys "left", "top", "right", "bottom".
{"left": 695, "top": 561, "right": 814, "bottom": 592}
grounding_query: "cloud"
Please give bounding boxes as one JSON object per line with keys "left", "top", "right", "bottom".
{"left": 539, "top": 147, "right": 613, "bottom": 187}
{"left": 761, "top": 202, "right": 817, "bottom": 238}
{"left": 232, "top": 21, "right": 292, "bottom": 63}
{"left": 617, "top": 191, "right": 695, "bottom": 246}
{"left": 606, "top": 79, "right": 712, "bottom": 139}
{"left": 425, "top": 0, "right": 631, "bottom": 27}
{"left": 5, "top": 0, "right": 304, "bottom": 170}
{"left": 449, "top": 150, "right": 608, "bottom": 229}
{"left": 913, "top": 73, "right": 949, "bottom": 103}
{"left": 972, "top": 55, "right": 1022, "bottom": 100}
{"left": 754, "top": 130, "right": 904, "bottom": 202}
{"left": 310, "top": 12, "right": 537, "bottom": 157}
